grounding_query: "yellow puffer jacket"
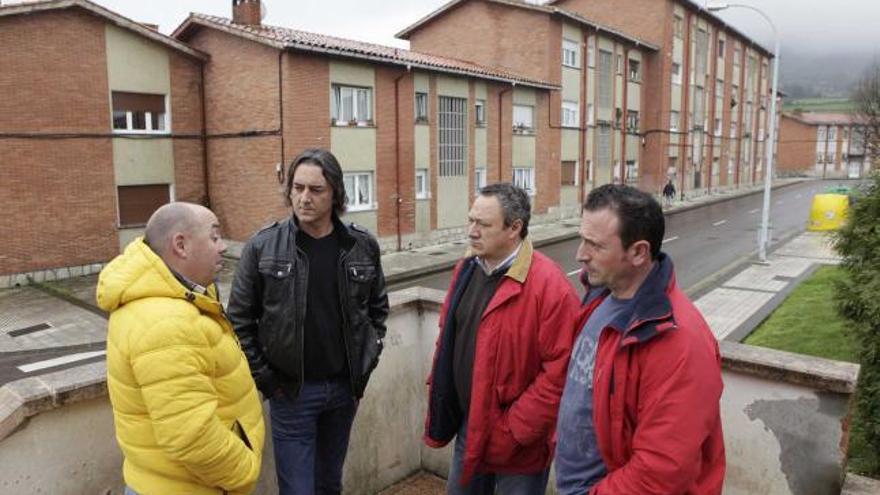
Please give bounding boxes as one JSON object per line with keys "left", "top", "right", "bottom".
{"left": 97, "top": 238, "right": 265, "bottom": 495}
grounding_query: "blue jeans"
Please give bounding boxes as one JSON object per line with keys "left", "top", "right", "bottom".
{"left": 269, "top": 379, "right": 358, "bottom": 495}
{"left": 446, "top": 419, "right": 550, "bottom": 495}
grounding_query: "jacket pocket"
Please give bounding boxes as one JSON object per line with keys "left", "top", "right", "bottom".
{"left": 347, "top": 263, "right": 376, "bottom": 302}
{"left": 483, "top": 415, "right": 521, "bottom": 465}
{"left": 233, "top": 419, "right": 253, "bottom": 450}
{"left": 258, "top": 259, "right": 293, "bottom": 309}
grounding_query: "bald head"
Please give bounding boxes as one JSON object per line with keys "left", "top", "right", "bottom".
{"left": 144, "top": 202, "right": 227, "bottom": 287}
{"left": 145, "top": 202, "right": 207, "bottom": 257}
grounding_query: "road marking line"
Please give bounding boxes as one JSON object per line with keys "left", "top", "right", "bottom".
{"left": 713, "top": 220, "right": 727, "bottom": 226}
{"left": 748, "top": 209, "right": 759, "bottom": 214}
{"left": 566, "top": 268, "right": 581, "bottom": 276}
{"left": 18, "top": 351, "right": 106, "bottom": 373}
{"left": 662, "top": 236, "right": 679, "bottom": 244}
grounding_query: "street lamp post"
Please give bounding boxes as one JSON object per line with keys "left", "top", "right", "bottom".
{"left": 708, "top": 2, "right": 780, "bottom": 263}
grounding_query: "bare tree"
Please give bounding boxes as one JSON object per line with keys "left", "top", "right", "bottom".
{"left": 853, "top": 61, "right": 880, "bottom": 165}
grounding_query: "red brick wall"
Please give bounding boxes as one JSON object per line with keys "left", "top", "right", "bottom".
{"left": 777, "top": 116, "right": 815, "bottom": 174}
{"left": 185, "top": 27, "right": 285, "bottom": 240}
{"left": 170, "top": 53, "right": 207, "bottom": 204}
{"left": 408, "top": 2, "right": 558, "bottom": 85}
{"left": 536, "top": 90, "right": 561, "bottom": 213}
{"left": 0, "top": 9, "right": 117, "bottom": 275}
{"left": 429, "top": 75, "right": 439, "bottom": 230}
{"left": 553, "top": 0, "right": 668, "bottom": 47}
{"left": 283, "top": 52, "right": 331, "bottom": 159}
{"left": 375, "top": 66, "right": 414, "bottom": 240}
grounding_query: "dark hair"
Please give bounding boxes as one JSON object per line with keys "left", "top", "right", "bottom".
{"left": 479, "top": 182, "right": 531, "bottom": 239}
{"left": 284, "top": 148, "right": 347, "bottom": 214}
{"left": 583, "top": 184, "right": 665, "bottom": 259}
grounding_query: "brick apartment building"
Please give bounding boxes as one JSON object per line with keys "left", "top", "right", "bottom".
{"left": 0, "top": 0, "right": 207, "bottom": 284}
{"left": 778, "top": 112, "right": 871, "bottom": 179}
{"left": 1, "top": 0, "right": 781, "bottom": 284}
{"left": 536, "top": 0, "right": 776, "bottom": 196}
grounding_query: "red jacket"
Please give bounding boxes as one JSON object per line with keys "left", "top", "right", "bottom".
{"left": 424, "top": 240, "right": 580, "bottom": 485}
{"left": 581, "top": 255, "right": 725, "bottom": 494}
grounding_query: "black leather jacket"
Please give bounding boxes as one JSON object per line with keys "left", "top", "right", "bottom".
{"left": 227, "top": 215, "right": 389, "bottom": 399}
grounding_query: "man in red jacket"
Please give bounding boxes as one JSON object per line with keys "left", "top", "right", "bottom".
{"left": 424, "top": 183, "right": 579, "bottom": 494}
{"left": 555, "top": 184, "right": 725, "bottom": 494}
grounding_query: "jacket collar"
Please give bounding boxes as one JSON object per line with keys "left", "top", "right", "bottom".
{"left": 582, "top": 252, "right": 678, "bottom": 347}
{"left": 464, "top": 238, "right": 533, "bottom": 284}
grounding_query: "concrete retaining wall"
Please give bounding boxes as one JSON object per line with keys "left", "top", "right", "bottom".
{"left": 0, "top": 288, "right": 865, "bottom": 494}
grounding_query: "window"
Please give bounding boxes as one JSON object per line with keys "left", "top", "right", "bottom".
{"left": 616, "top": 54, "right": 623, "bottom": 74}
{"left": 475, "top": 99, "right": 486, "bottom": 126}
{"left": 344, "top": 172, "right": 374, "bottom": 211}
{"left": 561, "top": 160, "right": 578, "bottom": 186}
{"left": 730, "top": 121, "right": 738, "bottom": 139}
{"left": 626, "top": 110, "right": 640, "bottom": 133}
{"left": 695, "top": 29, "right": 709, "bottom": 77}
{"left": 112, "top": 92, "right": 167, "bottom": 133}
{"left": 475, "top": 167, "right": 487, "bottom": 192}
{"left": 562, "top": 101, "right": 579, "bottom": 128}
{"left": 512, "top": 104, "right": 534, "bottom": 132}
{"left": 439, "top": 96, "right": 468, "bottom": 176}
{"left": 629, "top": 59, "right": 641, "bottom": 82}
{"left": 614, "top": 108, "right": 622, "bottom": 129}
{"left": 415, "top": 92, "right": 428, "bottom": 123}
{"left": 332, "top": 84, "right": 372, "bottom": 125}
{"left": 671, "top": 62, "right": 682, "bottom": 85}
{"left": 513, "top": 167, "right": 535, "bottom": 195}
{"left": 625, "top": 160, "right": 638, "bottom": 185}
{"left": 117, "top": 184, "right": 171, "bottom": 227}
{"left": 715, "top": 117, "right": 723, "bottom": 136}
{"left": 586, "top": 103, "right": 595, "bottom": 125}
{"left": 586, "top": 159, "right": 593, "bottom": 182}
{"left": 716, "top": 80, "right": 724, "bottom": 99}
{"left": 718, "top": 38, "right": 726, "bottom": 58}
{"left": 817, "top": 126, "right": 827, "bottom": 142}
{"left": 693, "top": 87, "right": 705, "bottom": 129}
{"left": 673, "top": 15, "right": 684, "bottom": 38}
{"left": 598, "top": 50, "right": 613, "bottom": 109}
{"left": 828, "top": 126, "right": 837, "bottom": 140}
{"left": 670, "top": 111, "right": 680, "bottom": 132}
{"left": 415, "top": 169, "right": 429, "bottom": 199}
{"left": 587, "top": 36, "right": 596, "bottom": 67}
{"left": 734, "top": 46, "right": 742, "bottom": 66}
{"left": 562, "top": 39, "right": 580, "bottom": 68}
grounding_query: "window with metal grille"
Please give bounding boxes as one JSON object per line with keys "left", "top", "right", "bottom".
{"left": 561, "top": 160, "right": 577, "bottom": 186}
{"left": 117, "top": 184, "right": 171, "bottom": 227}
{"left": 695, "top": 29, "right": 709, "bottom": 77}
{"left": 415, "top": 92, "right": 428, "bottom": 123}
{"left": 438, "top": 96, "right": 467, "bottom": 177}
{"left": 598, "top": 50, "right": 613, "bottom": 110}
{"left": 597, "top": 124, "right": 612, "bottom": 171}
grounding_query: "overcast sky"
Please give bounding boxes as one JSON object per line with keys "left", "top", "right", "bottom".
{"left": 30, "top": 0, "right": 880, "bottom": 56}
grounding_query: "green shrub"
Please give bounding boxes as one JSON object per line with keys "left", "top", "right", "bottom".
{"left": 834, "top": 171, "right": 880, "bottom": 475}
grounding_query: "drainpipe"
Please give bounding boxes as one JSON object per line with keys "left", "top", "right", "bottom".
{"left": 393, "top": 65, "right": 411, "bottom": 252}
{"left": 277, "top": 50, "right": 286, "bottom": 180}
{"left": 199, "top": 62, "right": 210, "bottom": 207}
{"left": 620, "top": 47, "right": 629, "bottom": 185}
{"left": 498, "top": 83, "right": 514, "bottom": 182}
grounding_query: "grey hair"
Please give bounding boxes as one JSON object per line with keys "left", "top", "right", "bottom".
{"left": 478, "top": 182, "right": 531, "bottom": 239}
{"left": 144, "top": 202, "right": 203, "bottom": 257}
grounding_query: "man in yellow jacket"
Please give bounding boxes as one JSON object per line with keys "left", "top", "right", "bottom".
{"left": 97, "top": 202, "right": 265, "bottom": 495}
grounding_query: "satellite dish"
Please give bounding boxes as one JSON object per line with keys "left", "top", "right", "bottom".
{"left": 260, "top": 1, "right": 268, "bottom": 21}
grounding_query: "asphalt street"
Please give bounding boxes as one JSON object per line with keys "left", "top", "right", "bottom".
{"left": 389, "top": 179, "right": 852, "bottom": 296}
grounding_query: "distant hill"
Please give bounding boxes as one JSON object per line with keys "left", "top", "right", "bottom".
{"left": 780, "top": 50, "right": 876, "bottom": 99}
{"left": 783, "top": 97, "right": 856, "bottom": 113}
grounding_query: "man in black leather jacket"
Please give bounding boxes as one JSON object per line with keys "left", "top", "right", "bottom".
{"left": 227, "top": 148, "right": 388, "bottom": 495}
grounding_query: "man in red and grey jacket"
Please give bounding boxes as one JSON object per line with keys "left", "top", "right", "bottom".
{"left": 424, "top": 183, "right": 579, "bottom": 494}
{"left": 555, "top": 184, "right": 725, "bottom": 495}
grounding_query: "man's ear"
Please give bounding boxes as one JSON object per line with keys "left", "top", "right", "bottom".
{"left": 507, "top": 218, "right": 523, "bottom": 240}
{"left": 629, "top": 239, "right": 652, "bottom": 266}
{"left": 170, "top": 232, "right": 188, "bottom": 259}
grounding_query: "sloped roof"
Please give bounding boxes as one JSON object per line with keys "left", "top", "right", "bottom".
{"left": 0, "top": 0, "right": 207, "bottom": 61}
{"left": 395, "top": 0, "right": 658, "bottom": 51}
{"left": 173, "top": 13, "right": 559, "bottom": 89}
{"left": 784, "top": 112, "right": 860, "bottom": 126}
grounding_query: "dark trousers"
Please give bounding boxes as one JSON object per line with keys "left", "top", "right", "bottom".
{"left": 269, "top": 379, "right": 358, "bottom": 495}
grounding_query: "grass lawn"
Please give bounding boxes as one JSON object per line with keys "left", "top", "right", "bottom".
{"left": 783, "top": 97, "right": 856, "bottom": 113}
{"left": 744, "top": 265, "right": 877, "bottom": 475}
{"left": 745, "top": 265, "right": 857, "bottom": 362}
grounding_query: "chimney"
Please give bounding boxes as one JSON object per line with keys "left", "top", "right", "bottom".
{"left": 232, "top": 0, "right": 261, "bottom": 26}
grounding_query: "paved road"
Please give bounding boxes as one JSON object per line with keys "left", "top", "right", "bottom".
{"left": 389, "top": 180, "right": 852, "bottom": 295}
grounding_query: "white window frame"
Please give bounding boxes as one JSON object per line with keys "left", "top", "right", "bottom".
{"left": 474, "top": 167, "right": 487, "bottom": 193}
{"left": 415, "top": 92, "right": 428, "bottom": 123}
{"left": 670, "top": 111, "right": 680, "bottom": 132}
{"left": 343, "top": 172, "right": 375, "bottom": 211}
{"left": 715, "top": 117, "right": 723, "bottom": 136}
{"left": 512, "top": 104, "right": 534, "bottom": 132}
{"left": 332, "top": 84, "right": 373, "bottom": 126}
{"left": 475, "top": 99, "right": 486, "bottom": 126}
{"left": 671, "top": 62, "right": 682, "bottom": 85}
{"left": 629, "top": 59, "right": 641, "bottom": 82}
{"left": 415, "top": 168, "right": 430, "bottom": 200}
{"left": 111, "top": 94, "right": 170, "bottom": 135}
{"left": 513, "top": 167, "right": 536, "bottom": 196}
{"left": 562, "top": 39, "right": 580, "bottom": 68}
{"left": 562, "top": 101, "right": 579, "bottom": 128}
